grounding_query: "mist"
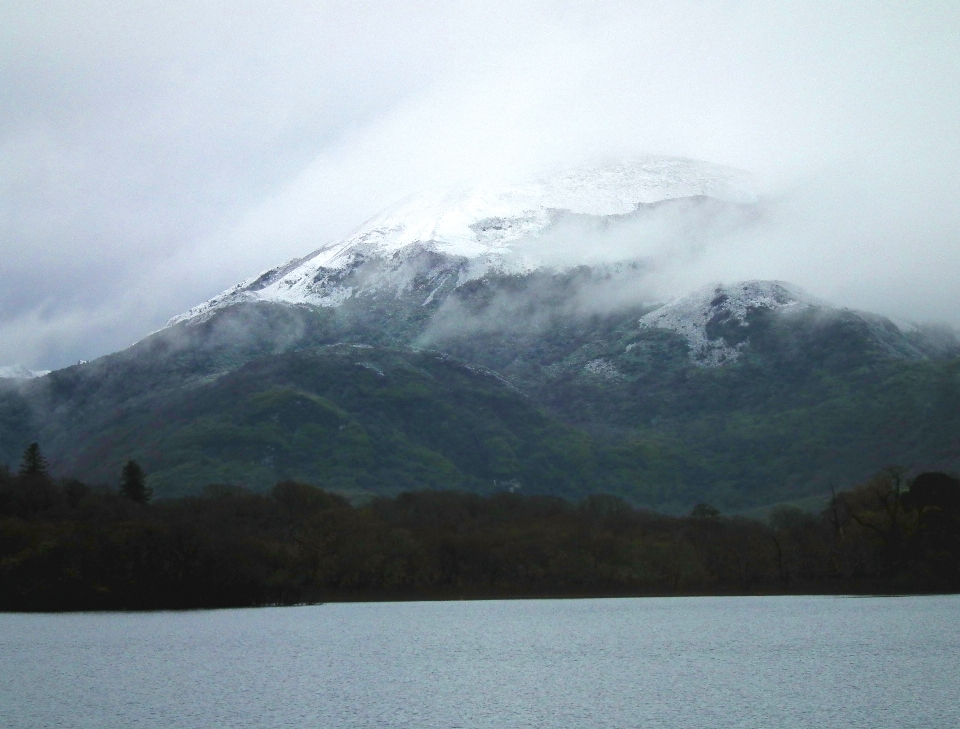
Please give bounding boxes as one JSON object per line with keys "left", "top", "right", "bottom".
{"left": 2, "top": 1, "right": 959, "bottom": 369}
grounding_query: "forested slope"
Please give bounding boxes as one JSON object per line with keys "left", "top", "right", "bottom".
{"left": 2, "top": 273, "right": 959, "bottom": 512}
{"left": 2, "top": 469, "right": 957, "bottom": 610}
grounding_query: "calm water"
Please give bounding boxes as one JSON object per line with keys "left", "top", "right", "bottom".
{"left": 1, "top": 595, "right": 958, "bottom": 728}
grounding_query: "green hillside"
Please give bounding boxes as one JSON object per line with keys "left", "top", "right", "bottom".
{"left": 5, "top": 345, "right": 694, "bottom": 503}
{"left": 434, "top": 296, "right": 960, "bottom": 509}
{"left": 3, "top": 272, "right": 959, "bottom": 512}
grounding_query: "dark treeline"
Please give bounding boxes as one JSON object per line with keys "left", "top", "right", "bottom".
{"left": 1, "top": 463, "right": 958, "bottom": 611}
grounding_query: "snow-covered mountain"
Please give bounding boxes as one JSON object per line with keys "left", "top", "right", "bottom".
{"left": 170, "top": 157, "right": 756, "bottom": 325}
{"left": 7, "top": 158, "right": 960, "bottom": 506}
{"left": 161, "top": 155, "right": 954, "bottom": 373}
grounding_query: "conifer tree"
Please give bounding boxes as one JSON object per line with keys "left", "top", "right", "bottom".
{"left": 690, "top": 502, "right": 720, "bottom": 519}
{"left": 120, "top": 460, "right": 152, "bottom": 504}
{"left": 19, "top": 443, "right": 48, "bottom": 476}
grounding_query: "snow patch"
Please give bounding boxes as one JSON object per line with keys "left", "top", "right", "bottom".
{"left": 356, "top": 362, "right": 385, "bottom": 377}
{"left": 639, "top": 281, "right": 818, "bottom": 366}
{"left": 583, "top": 358, "right": 623, "bottom": 379}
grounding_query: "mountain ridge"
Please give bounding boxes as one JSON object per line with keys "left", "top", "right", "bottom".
{"left": 169, "top": 157, "right": 757, "bottom": 326}
{"left": 3, "top": 157, "right": 958, "bottom": 512}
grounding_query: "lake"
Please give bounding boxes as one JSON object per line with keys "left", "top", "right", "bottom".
{"left": 2, "top": 595, "right": 958, "bottom": 728}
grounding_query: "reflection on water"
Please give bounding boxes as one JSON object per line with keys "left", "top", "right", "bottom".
{"left": 1, "top": 595, "right": 958, "bottom": 729}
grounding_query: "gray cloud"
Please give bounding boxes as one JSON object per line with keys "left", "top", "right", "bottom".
{"left": 2, "top": 1, "right": 959, "bottom": 368}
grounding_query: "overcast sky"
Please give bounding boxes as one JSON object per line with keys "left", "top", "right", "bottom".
{"left": 2, "top": 1, "right": 959, "bottom": 369}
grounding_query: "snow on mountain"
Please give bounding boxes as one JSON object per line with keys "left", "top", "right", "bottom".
{"left": 637, "top": 280, "right": 935, "bottom": 367}
{"left": 637, "top": 281, "right": 823, "bottom": 366}
{"left": 0, "top": 364, "right": 51, "bottom": 379}
{"left": 170, "top": 157, "right": 756, "bottom": 326}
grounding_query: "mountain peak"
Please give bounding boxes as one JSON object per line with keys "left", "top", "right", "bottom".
{"left": 169, "top": 157, "right": 755, "bottom": 326}
{"left": 321, "top": 156, "right": 755, "bottom": 262}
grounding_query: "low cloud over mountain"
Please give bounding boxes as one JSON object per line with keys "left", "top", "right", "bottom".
{"left": 3, "top": 3, "right": 960, "bottom": 369}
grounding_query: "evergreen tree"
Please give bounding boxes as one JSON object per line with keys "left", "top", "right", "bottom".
{"left": 120, "top": 460, "right": 152, "bottom": 504}
{"left": 690, "top": 503, "right": 720, "bottom": 519}
{"left": 19, "top": 443, "right": 48, "bottom": 476}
